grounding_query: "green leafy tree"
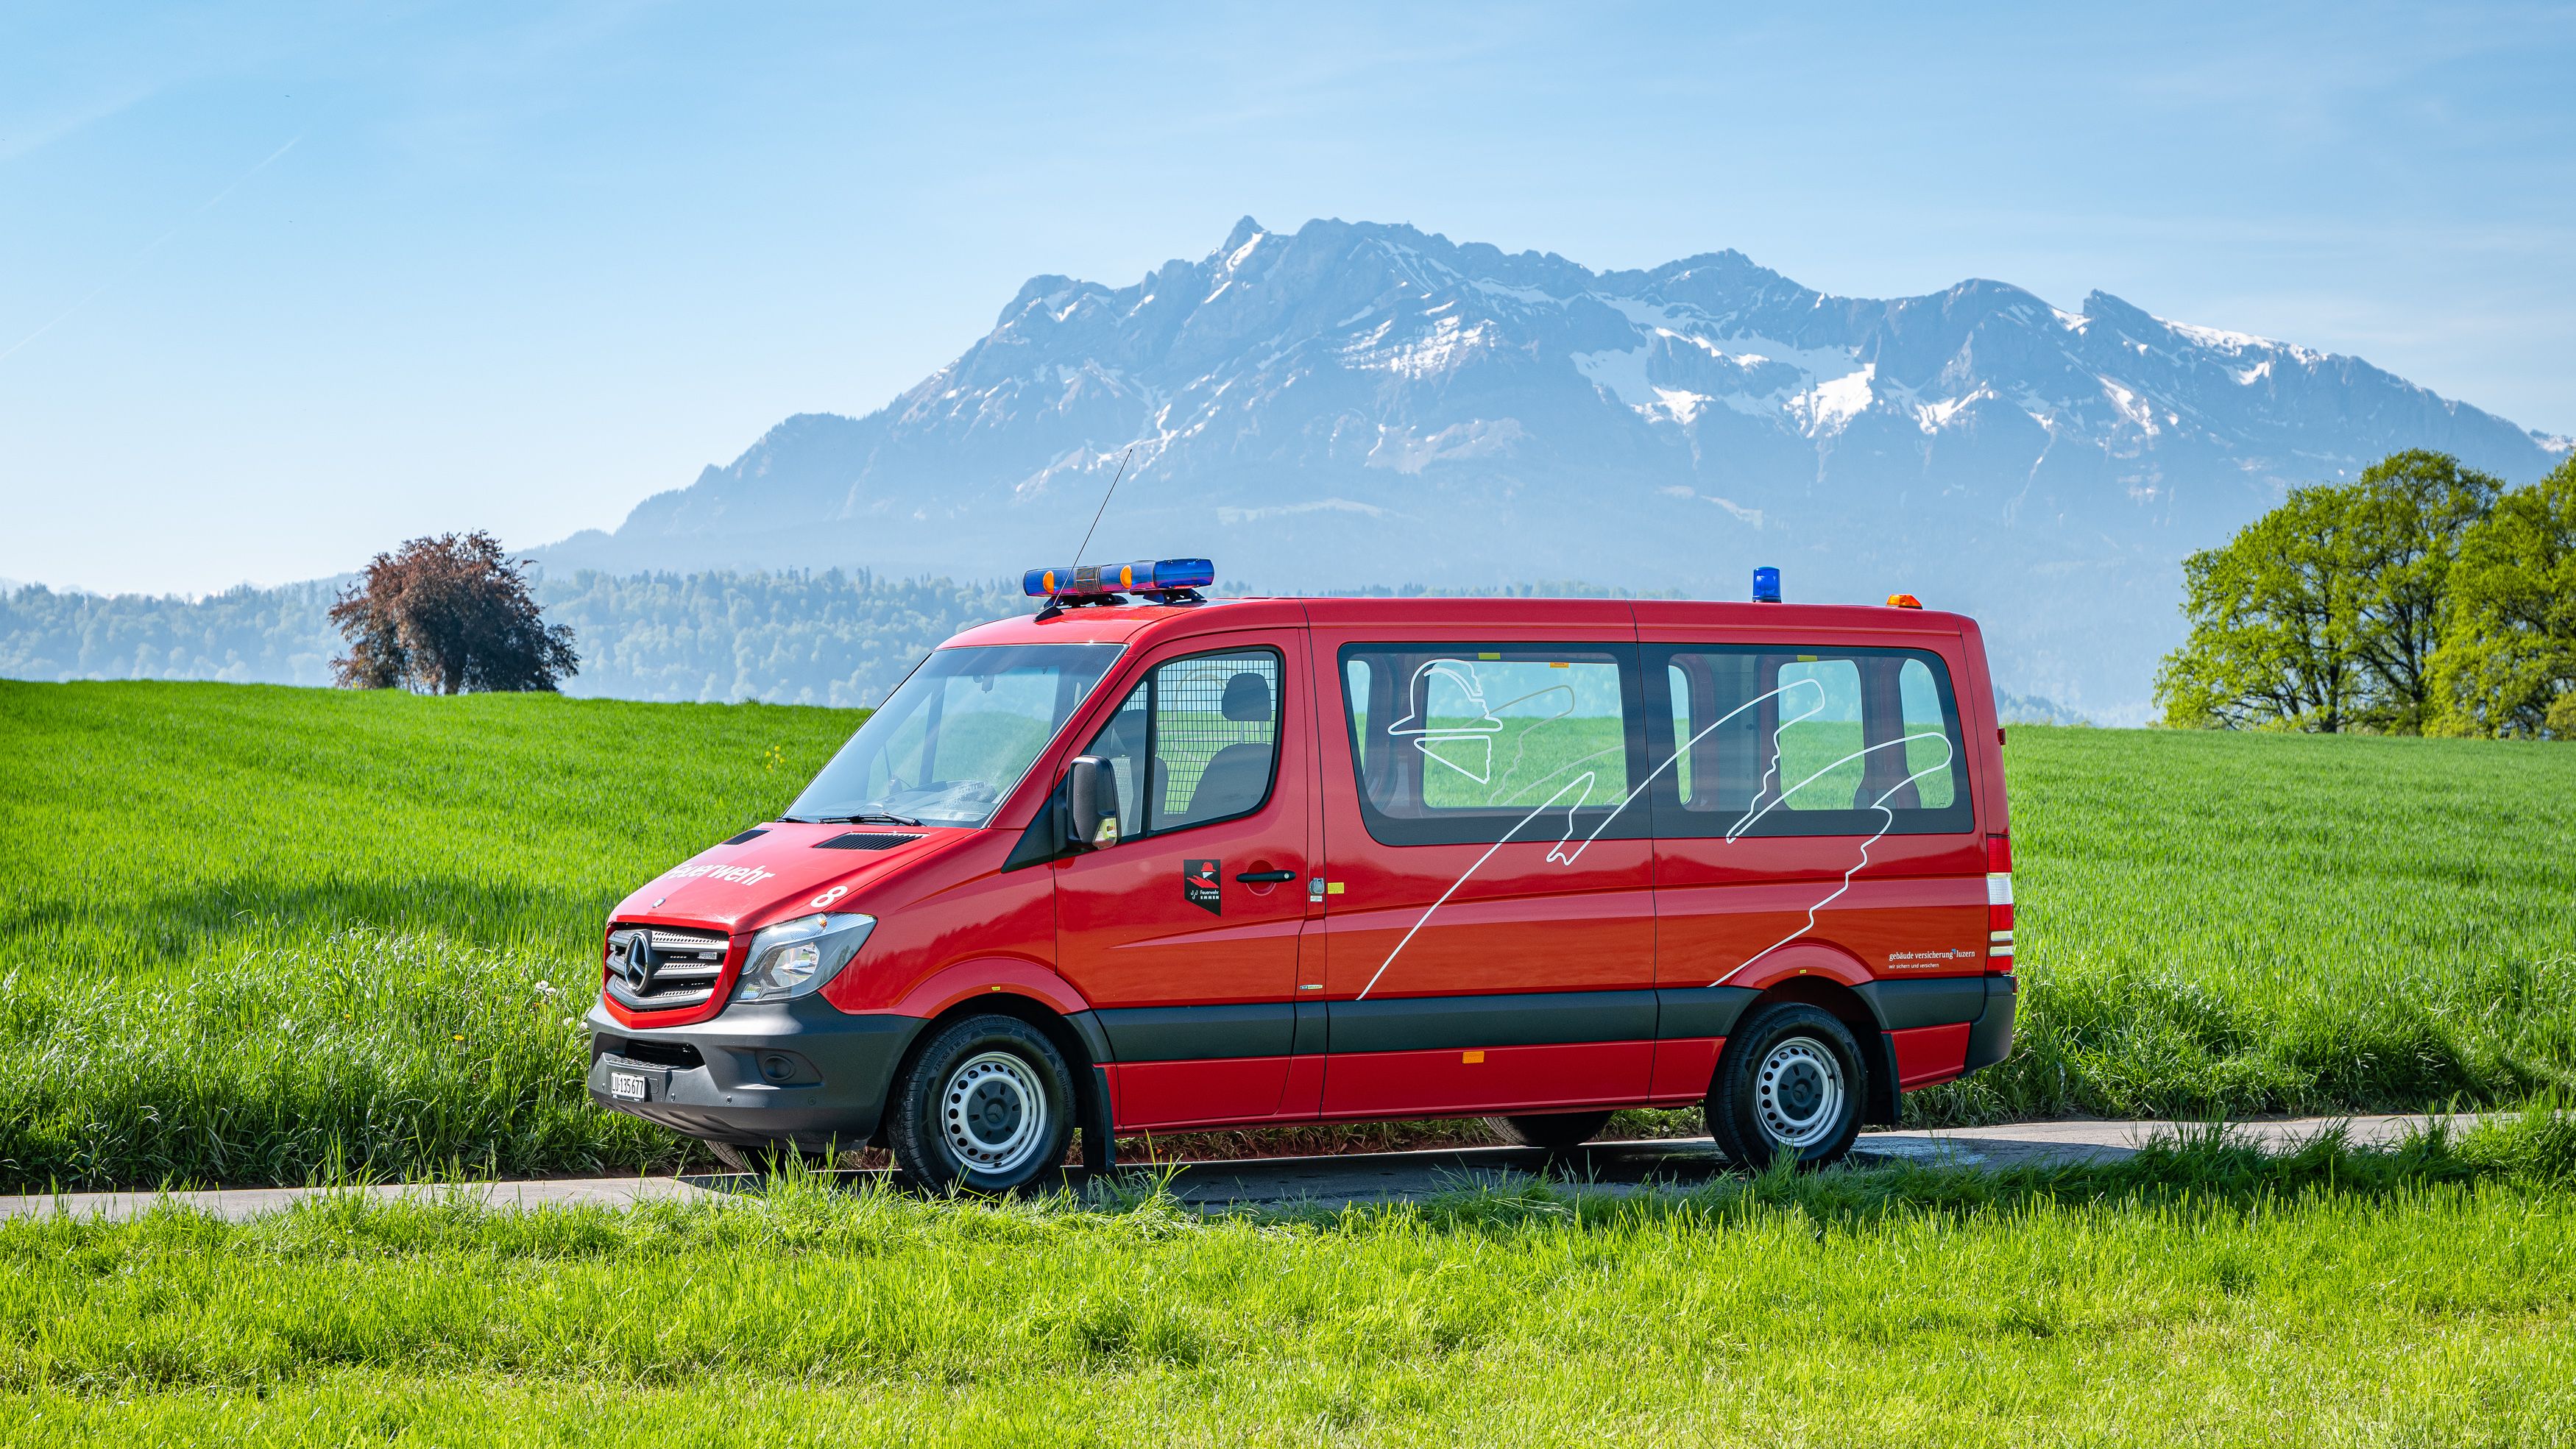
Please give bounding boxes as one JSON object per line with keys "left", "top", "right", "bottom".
{"left": 2156, "top": 483, "right": 2371, "bottom": 731}
{"left": 2430, "top": 457, "right": 2576, "bottom": 739}
{"left": 2341, "top": 450, "right": 2501, "bottom": 731}
{"left": 2158, "top": 450, "right": 2503, "bottom": 732}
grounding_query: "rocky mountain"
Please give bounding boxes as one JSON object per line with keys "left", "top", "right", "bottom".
{"left": 542, "top": 217, "right": 2566, "bottom": 718}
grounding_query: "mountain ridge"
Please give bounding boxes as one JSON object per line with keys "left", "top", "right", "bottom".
{"left": 541, "top": 217, "right": 2561, "bottom": 717}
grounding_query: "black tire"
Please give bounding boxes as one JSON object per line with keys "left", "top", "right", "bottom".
{"left": 886, "top": 1014, "right": 1078, "bottom": 1193}
{"left": 1484, "top": 1110, "right": 1615, "bottom": 1152}
{"left": 1706, "top": 1003, "right": 1867, "bottom": 1169}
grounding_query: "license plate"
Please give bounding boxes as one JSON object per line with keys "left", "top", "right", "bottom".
{"left": 608, "top": 1069, "right": 650, "bottom": 1102}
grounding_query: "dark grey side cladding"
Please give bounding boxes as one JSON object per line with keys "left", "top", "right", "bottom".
{"left": 1653, "top": 985, "right": 1761, "bottom": 1039}
{"left": 1855, "top": 977, "right": 1991, "bottom": 1031}
{"left": 1094, "top": 1002, "right": 1295, "bottom": 1063}
{"left": 1327, "top": 990, "right": 1659, "bottom": 1054}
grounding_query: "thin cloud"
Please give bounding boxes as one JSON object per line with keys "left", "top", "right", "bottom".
{"left": 0, "top": 84, "right": 158, "bottom": 165}
{"left": 0, "top": 133, "right": 302, "bottom": 367}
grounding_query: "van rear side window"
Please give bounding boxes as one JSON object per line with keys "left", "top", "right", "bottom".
{"left": 1646, "top": 646, "right": 1972, "bottom": 837}
{"left": 1339, "top": 644, "right": 1646, "bottom": 846}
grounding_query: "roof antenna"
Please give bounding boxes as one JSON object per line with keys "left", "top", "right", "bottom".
{"left": 1072, "top": 445, "right": 1134, "bottom": 570}
{"left": 1038, "top": 445, "right": 1135, "bottom": 620}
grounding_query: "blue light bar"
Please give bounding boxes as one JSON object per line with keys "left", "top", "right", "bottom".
{"left": 1022, "top": 558, "right": 1214, "bottom": 598}
{"left": 1752, "top": 566, "right": 1782, "bottom": 604}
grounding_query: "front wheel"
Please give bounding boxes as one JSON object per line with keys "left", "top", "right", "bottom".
{"left": 1706, "top": 1004, "right": 1866, "bottom": 1169}
{"left": 887, "top": 1014, "right": 1078, "bottom": 1193}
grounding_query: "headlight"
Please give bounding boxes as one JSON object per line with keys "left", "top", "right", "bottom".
{"left": 733, "top": 912, "right": 876, "bottom": 1002}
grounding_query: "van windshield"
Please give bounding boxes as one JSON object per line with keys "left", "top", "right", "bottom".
{"left": 785, "top": 643, "right": 1122, "bottom": 829}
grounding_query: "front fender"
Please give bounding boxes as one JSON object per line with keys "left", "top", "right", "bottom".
{"left": 868, "top": 956, "right": 1097, "bottom": 1022}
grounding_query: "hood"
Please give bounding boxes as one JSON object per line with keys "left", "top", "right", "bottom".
{"left": 608, "top": 821, "right": 970, "bottom": 935}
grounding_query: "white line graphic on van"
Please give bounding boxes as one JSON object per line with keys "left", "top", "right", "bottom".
{"left": 1382, "top": 659, "right": 1582, "bottom": 790}
{"left": 1354, "top": 769, "right": 1604, "bottom": 999}
{"left": 1354, "top": 670, "right": 1954, "bottom": 999}
{"left": 1708, "top": 731, "right": 1954, "bottom": 985}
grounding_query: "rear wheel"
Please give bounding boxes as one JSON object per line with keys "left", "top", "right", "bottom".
{"left": 1484, "top": 1110, "right": 1615, "bottom": 1152}
{"left": 887, "top": 1014, "right": 1078, "bottom": 1193}
{"left": 1706, "top": 1004, "right": 1866, "bottom": 1169}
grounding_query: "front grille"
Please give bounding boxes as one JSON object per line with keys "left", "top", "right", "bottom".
{"left": 816, "top": 832, "right": 920, "bottom": 850}
{"left": 595, "top": 1035, "right": 704, "bottom": 1069}
{"left": 604, "top": 923, "right": 733, "bottom": 1012}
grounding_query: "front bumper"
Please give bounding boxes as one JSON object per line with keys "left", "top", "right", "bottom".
{"left": 585, "top": 993, "right": 928, "bottom": 1149}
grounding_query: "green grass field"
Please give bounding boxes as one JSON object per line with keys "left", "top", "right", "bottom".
{"left": 7, "top": 1123, "right": 2576, "bottom": 1445}
{"left": 7, "top": 679, "right": 2576, "bottom": 1445}
{"left": 1936, "top": 722, "right": 2576, "bottom": 1122}
{"left": 0, "top": 681, "right": 857, "bottom": 1190}
{"left": 1, "top": 679, "right": 2572, "bottom": 1190}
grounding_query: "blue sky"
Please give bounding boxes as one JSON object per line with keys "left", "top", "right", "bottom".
{"left": 4, "top": 1, "right": 2572, "bottom": 595}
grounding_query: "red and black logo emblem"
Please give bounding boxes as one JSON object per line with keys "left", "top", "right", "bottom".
{"left": 1183, "top": 859, "right": 1222, "bottom": 915}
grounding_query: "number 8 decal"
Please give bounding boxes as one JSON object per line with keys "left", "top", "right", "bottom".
{"left": 811, "top": 885, "right": 849, "bottom": 909}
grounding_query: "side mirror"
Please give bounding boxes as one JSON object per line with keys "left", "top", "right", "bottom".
{"left": 1064, "top": 756, "right": 1121, "bottom": 850}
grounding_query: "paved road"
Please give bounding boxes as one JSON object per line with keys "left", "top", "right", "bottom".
{"left": 0, "top": 1114, "right": 2466, "bottom": 1224}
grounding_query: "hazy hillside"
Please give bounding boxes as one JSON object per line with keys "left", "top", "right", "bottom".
{"left": 543, "top": 217, "right": 2564, "bottom": 720}
{"left": 0, "top": 572, "right": 1028, "bottom": 708}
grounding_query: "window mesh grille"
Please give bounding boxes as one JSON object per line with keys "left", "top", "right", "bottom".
{"left": 1150, "top": 652, "right": 1279, "bottom": 829}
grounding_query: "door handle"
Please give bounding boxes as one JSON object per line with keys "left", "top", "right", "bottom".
{"left": 1235, "top": 869, "right": 1297, "bottom": 884}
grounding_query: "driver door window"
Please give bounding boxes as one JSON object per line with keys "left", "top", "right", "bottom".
{"left": 1080, "top": 649, "right": 1282, "bottom": 840}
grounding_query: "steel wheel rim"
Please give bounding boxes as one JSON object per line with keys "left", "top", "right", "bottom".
{"left": 940, "top": 1050, "right": 1048, "bottom": 1175}
{"left": 1755, "top": 1037, "right": 1845, "bottom": 1149}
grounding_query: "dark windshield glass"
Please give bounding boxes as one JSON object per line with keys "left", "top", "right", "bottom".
{"left": 785, "top": 644, "right": 1122, "bottom": 828}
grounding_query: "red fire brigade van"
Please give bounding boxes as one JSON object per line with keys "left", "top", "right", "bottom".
{"left": 587, "top": 561, "right": 2016, "bottom": 1190}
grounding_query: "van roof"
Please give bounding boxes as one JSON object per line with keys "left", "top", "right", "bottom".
{"left": 941, "top": 595, "right": 1972, "bottom": 650}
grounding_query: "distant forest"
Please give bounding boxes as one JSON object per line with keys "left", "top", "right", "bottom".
{"left": 0, "top": 570, "right": 1031, "bottom": 709}
{"left": 0, "top": 569, "right": 2089, "bottom": 722}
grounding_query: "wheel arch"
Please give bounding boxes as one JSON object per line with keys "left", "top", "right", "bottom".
{"left": 1731, "top": 974, "right": 1900, "bottom": 1128}
{"left": 914, "top": 990, "right": 1103, "bottom": 1074}
{"left": 880, "top": 988, "right": 1113, "bottom": 1153}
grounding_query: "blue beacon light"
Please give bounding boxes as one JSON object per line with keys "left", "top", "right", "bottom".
{"left": 1022, "top": 557, "right": 1214, "bottom": 600}
{"left": 1752, "top": 566, "right": 1782, "bottom": 604}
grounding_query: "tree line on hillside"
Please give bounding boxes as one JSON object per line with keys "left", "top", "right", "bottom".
{"left": 0, "top": 564, "right": 1032, "bottom": 706}
{"left": 545, "top": 569, "right": 1033, "bottom": 706}
{"left": 0, "top": 578, "right": 346, "bottom": 687}
{"left": 2156, "top": 450, "right": 2576, "bottom": 737}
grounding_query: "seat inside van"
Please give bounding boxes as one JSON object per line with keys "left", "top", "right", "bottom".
{"left": 1173, "top": 670, "right": 1274, "bottom": 825}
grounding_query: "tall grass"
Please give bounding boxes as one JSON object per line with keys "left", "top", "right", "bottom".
{"left": 7, "top": 1122, "right": 2576, "bottom": 1445}
{"left": 1, "top": 679, "right": 2572, "bottom": 1189}
{"left": 1928, "top": 724, "right": 2576, "bottom": 1121}
{"left": 0, "top": 681, "right": 852, "bottom": 1188}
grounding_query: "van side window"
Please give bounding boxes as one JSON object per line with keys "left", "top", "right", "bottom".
{"left": 1338, "top": 644, "right": 1647, "bottom": 847}
{"left": 1080, "top": 648, "right": 1283, "bottom": 838}
{"left": 1649, "top": 646, "right": 1971, "bottom": 837}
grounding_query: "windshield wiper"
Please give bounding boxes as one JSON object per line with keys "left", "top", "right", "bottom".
{"left": 802, "top": 811, "right": 925, "bottom": 826}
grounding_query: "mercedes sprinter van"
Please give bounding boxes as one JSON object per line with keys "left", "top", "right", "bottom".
{"left": 587, "top": 562, "right": 2016, "bottom": 1189}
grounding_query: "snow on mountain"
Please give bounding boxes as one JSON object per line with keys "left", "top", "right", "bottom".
{"left": 542, "top": 217, "right": 2562, "bottom": 718}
